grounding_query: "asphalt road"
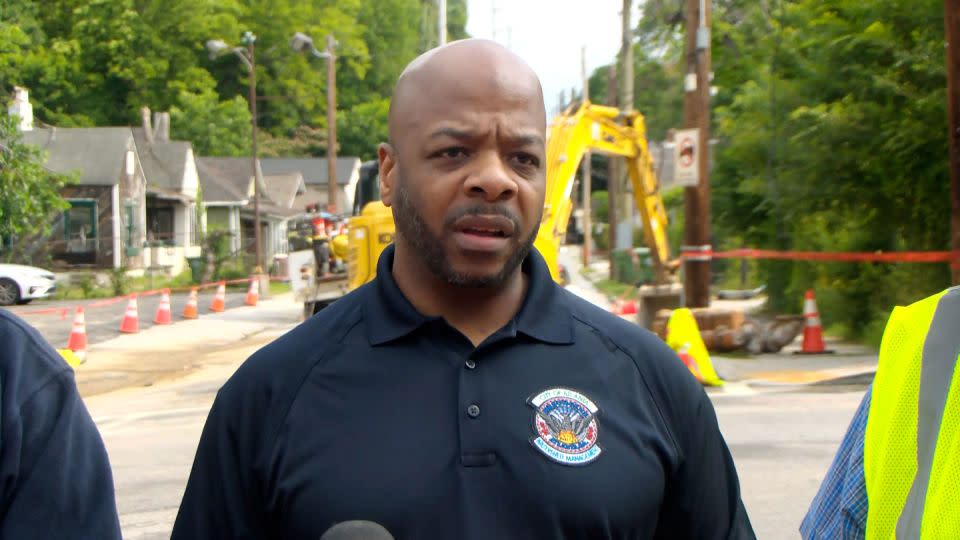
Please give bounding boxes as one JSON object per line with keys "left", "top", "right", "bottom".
{"left": 5, "top": 289, "right": 250, "bottom": 349}
{"left": 713, "top": 384, "right": 865, "bottom": 538}
{"left": 84, "top": 341, "right": 867, "bottom": 540}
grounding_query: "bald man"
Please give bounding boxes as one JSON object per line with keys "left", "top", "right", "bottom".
{"left": 171, "top": 39, "right": 755, "bottom": 539}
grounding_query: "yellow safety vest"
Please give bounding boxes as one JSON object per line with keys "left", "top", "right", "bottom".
{"left": 864, "top": 287, "right": 960, "bottom": 539}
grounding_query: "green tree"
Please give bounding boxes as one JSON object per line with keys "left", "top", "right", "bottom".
{"left": 0, "top": 114, "right": 76, "bottom": 261}
{"left": 584, "top": 0, "right": 949, "bottom": 343}
{"left": 336, "top": 0, "right": 421, "bottom": 110}
{"left": 0, "top": 0, "right": 469, "bottom": 164}
{"left": 710, "top": 0, "right": 949, "bottom": 340}
{"left": 169, "top": 72, "right": 252, "bottom": 157}
{"left": 337, "top": 97, "right": 390, "bottom": 160}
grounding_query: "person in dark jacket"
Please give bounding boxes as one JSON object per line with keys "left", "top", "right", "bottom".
{"left": 0, "top": 309, "right": 122, "bottom": 539}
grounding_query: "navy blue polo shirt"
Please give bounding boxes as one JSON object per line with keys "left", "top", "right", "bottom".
{"left": 172, "top": 244, "right": 755, "bottom": 540}
{"left": 0, "top": 310, "right": 122, "bottom": 539}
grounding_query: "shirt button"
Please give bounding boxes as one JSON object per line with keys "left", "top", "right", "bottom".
{"left": 467, "top": 404, "right": 481, "bottom": 418}
{"left": 465, "top": 358, "right": 477, "bottom": 370}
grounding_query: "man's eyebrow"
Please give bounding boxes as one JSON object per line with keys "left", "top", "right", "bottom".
{"left": 427, "top": 128, "right": 544, "bottom": 147}
{"left": 509, "top": 133, "right": 545, "bottom": 147}
{"left": 428, "top": 127, "right": 476, "bottom": 140}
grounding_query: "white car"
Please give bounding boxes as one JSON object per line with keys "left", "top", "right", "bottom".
{"left": 0, "top": 264, "right": 57, "bottom": 306}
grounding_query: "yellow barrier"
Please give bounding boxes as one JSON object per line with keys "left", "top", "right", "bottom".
{"left": 665, "top": 308, "right": 724, "bottom": 386}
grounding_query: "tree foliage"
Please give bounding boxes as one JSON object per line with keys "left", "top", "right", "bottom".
{"left": 1, "top": 0, "right": 469, "bottom": 159}
{"left": 587, "top": 0, "right": 950, "bottom": 344}
{"left": 0, "top": 114, "right": 76, "bottom": 260}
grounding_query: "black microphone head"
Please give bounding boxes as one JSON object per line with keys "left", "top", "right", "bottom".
{"left": 319, "top": 520, "right": 394, "bottom": 540}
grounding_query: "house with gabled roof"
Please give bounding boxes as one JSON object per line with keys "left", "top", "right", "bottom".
{"left": 196, "top": 157, "right": 303, "bottom": 272}
{"left": 20, "top": 125, "right": 150, "bottom": 271}
{"left": 260, "top": 156, "right": 361, "bottom": 213}
{"left": 132, "top": 109, "right": 204, "bottom": 276}
{"left": 16, "top": 101, "right": 208, "bottom": 276}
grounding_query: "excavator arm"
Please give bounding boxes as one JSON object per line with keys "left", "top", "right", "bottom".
{"left": 534, "top": 100, "right": 676, "bottom": 285}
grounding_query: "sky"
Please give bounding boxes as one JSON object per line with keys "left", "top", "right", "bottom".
{"left": 464, "top": 0, "right": 626, "bottom": 116}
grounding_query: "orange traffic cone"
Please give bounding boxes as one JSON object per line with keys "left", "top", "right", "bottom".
{"left": 119, "top": 294, "right": 140, "bottom": 334}
{"left": 795, "top": 289, "right": 834, "bottom": 354}
{"left": 210, "top": 281, "right": 226, "bottom": 312}
{"left": 154, "top": 288, "right": 172, "bottom": 325}
{"left": 245, "top": 277, "right": 259, "bottom": 306}
{"left": 66, "top": 306, "right": 88, "bottom": 361}
{"left": 182, "top": 287, "right": 199, "bottom": 319}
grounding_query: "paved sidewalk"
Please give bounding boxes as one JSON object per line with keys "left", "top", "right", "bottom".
{"left": 74, "top": 293, "right": 303, "bottom": 397}
{"left": 713, "top": 337, "right": 877, "bottom": 387}
{"left": 558, "top": 246, "right": 878, "bottom": 389}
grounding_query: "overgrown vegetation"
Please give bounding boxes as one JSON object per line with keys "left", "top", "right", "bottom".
{"left": 0, "top": 114, "right": 76, "bottom": 262}
{"left": 0, "top": 0, "right": 468, "bottom": 160}
{"left": 586, "top": 0, "right": 951, "bottom": 346}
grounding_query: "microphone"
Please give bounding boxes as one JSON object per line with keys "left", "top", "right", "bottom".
{"left": 320, "top": 520, "right": 395, "bottom": 540}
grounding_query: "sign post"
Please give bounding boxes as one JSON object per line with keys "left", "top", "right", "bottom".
{"left": 673, "top": 128, "right": 700, "bottom": 187}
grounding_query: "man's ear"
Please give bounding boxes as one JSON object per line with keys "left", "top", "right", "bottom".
{"left": 378, "top": 143, "right": 397, "bottom": 207}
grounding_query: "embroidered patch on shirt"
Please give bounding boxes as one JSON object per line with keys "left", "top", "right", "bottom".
{"left": 527, "top": 387, "right": 602, "bottom": 466}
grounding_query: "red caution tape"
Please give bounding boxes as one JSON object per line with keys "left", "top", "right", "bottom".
{"left": 684, "top": 248, "right": 958, "bottom": 264}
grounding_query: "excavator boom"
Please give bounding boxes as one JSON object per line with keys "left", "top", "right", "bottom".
{"left": 534, "top": 100, "right": 675, "bottom": 285}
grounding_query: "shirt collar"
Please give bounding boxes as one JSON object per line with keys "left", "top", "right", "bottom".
{"left": 364, "top": 243, "right": 574, "bottom": 346}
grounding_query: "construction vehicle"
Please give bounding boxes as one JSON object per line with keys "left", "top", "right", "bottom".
{"left": 319, "top": 103, "right": 804, "bottom": 355}
{"left": 288, "top": 162, "right": 382, "bottom": 317}
{"left": 534, "top": 100, "right": 683, "bottom": 322}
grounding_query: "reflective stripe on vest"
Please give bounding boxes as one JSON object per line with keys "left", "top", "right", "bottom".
{"left": 864, "top": 287, "right": 960, "bottom": 539}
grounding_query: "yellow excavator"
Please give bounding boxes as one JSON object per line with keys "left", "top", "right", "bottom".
{"left": 533, "top": 100, "right": 678, "bottom": 285}
{"left": 329, "top": 100, "right": 681, "bottom": 313}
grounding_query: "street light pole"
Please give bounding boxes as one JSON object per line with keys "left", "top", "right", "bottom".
{"left": 206, "top": 33, "right": 262, "bottom": 276}
{"left": 243, "top": 32, "right": 263, "bottom": 274}
{"left": 438, "top": 0, "right": 447, "bottom": 46}
{"left": 291, "top": 32, "right": 339, "bottom": 214}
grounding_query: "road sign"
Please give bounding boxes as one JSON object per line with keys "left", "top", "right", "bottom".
{"left": 673, "top": 128, "right": 700, "bottom": 187}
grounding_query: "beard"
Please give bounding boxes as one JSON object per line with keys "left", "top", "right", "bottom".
{"left": 392, "top": 179, "right": 539, "bottom": 288}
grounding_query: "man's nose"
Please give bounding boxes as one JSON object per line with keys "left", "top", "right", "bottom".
{"left": 463, "top": 153, "right": 517, "bottom": 202}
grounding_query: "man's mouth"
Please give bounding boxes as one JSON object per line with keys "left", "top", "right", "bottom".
{"left": 452, "top": 215, "right": 516, "bottom": 238}
{"left": 461, "top": 226, "right": 507, "bottom": 237}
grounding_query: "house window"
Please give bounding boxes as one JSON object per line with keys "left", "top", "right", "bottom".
{"left": 146, "top": 197, "right": 177, "bottom": 246}
{"left": 64, "top": 200, "right": 97, "bottom": 254}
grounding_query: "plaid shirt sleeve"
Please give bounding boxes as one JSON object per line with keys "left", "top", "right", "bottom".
{"left": 799, "top": 386, "right": 871, "bottom": 540}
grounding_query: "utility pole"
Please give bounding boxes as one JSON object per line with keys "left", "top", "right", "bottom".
{"left": 618, "top": 0, "right": 634, "bottom": 253}
{"left": 244, "top": 31, "right": 262, "bottom": 275}
{"left": 582, "top": 45, "right": 593, "bottom": 267}
{"left": 607, "top": 64, "right": 619, "bottom": 276}
{"left": 438, "top": 0, "right": 447, "bottom": 46}
{"left": 326, "top": 35, "right": 338, "bottom": 214}
{"left": 947, "top": 0, "right": 960, "bottom": 284}
{"left": 682, "top": 0, "right": 712, "bottom": 307}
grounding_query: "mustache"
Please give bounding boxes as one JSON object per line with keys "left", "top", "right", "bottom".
{"left": 444, "top": 204, "right": 521, "bottom": 230}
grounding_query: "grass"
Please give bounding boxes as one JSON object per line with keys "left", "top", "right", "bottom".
{"left": 51, "top": 266, "right": 262, "bottom": 300}
{"left": 51, "top": 286, "right": 114, "bottom": 301}
{"left": 593, "top": 279, "right": 638, "bottom": 301}
{"left": 269, "top": 281, "right": 292, "bottom": 295}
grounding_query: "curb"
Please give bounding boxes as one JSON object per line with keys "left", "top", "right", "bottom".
{"left": 742, "top": 369, "right": 875, "bottom": 390}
